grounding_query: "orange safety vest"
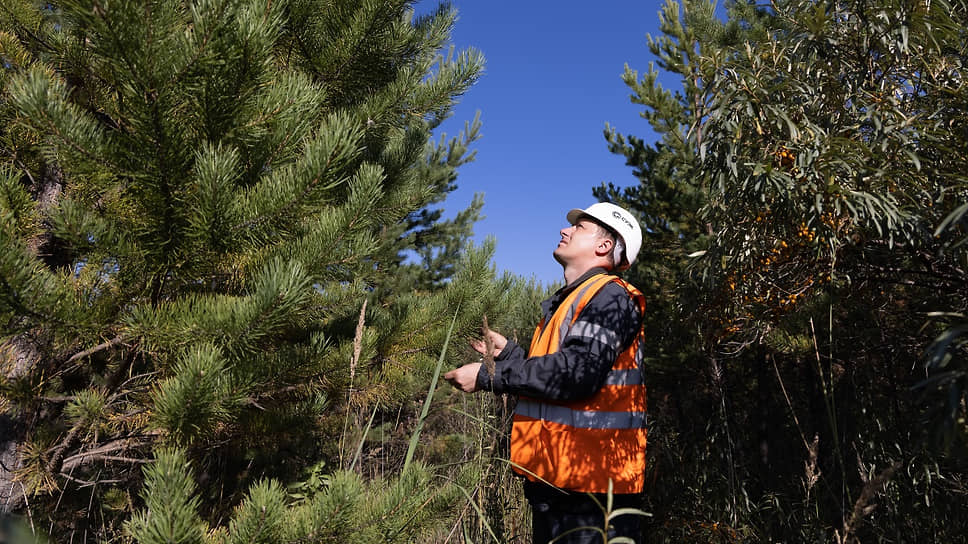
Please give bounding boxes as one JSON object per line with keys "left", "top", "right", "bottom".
{"left": 510, "top": 273, "right": 647, "bottom": 494}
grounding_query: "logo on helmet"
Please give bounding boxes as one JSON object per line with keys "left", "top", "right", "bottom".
{"left": 612, "top": 211, "right": 634, "bottom": 230}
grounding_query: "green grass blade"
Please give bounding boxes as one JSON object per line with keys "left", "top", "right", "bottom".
{"left": 456, "top": 484, "right": 502, "bottom": 544}
{"left": 403, "top": 306, "right": 459, "bottom": 472}
{"left": 349, "top": 402, "right": 379, "bottom": 472}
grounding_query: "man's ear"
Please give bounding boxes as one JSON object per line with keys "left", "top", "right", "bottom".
{"left": 595, "top": 237, "right": 614, "bottom": 257}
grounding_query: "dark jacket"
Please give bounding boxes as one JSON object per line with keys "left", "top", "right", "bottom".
{"left": 476, "top": 267, "right": 643, "bottom": 401}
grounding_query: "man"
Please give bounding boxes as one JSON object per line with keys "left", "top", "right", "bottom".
{"left": 444, "top": 202, "right": 648, "bottom": 544}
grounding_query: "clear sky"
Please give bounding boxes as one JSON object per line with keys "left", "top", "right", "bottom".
{"left": 414, "top": 1, "right": 672, "bottom": 286}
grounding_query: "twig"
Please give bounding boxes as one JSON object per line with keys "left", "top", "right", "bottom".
{"left": 67, "top": 454, "right": 150, "bottom": 465}
{"left": 60, "top": 437, "right": 154, "bottom": 472}
{"left": 65, "top": 336, "right": 125, "bottom": 365}
{"left": 53, "top": 460, "right": 75, "bottom": 514}
{"left": 59, "top": 471, "right": 127, "bottom": 488}
{"left": 22, "top": 482, "right": 34, "bottom": 534}
{"left": 84, "top": 470, "right": 99, "bottom": 542}
{"left": 46, "top": 426, "right": 82, "bottom": 475}
{"left": 38, "top": 395, "right": 75, "bottom": 403}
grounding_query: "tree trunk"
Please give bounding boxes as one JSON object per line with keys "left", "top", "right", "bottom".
{"left": 1, "top": 335, "right": 40, "bottom": 513}
{"left": 2, "top": 161, "right": 65, "bottom": 512}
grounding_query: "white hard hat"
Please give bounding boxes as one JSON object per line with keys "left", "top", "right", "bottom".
{"left": 566, "top": 202, "right": 642, "bottom": 270}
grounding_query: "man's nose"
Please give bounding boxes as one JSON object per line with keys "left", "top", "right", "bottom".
{"left": 561, "top": 225, "right": 575, "bottom": 237}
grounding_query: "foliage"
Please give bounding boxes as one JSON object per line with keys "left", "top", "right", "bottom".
{"left": 126, "top": 448, "right": 205, "bottom": 544}
{"left": 124, "top": 447, "right": 473, "bottom": 544}
{"left": 0, "top": 0, "right": 548, "bottom": 541}
{"left": 605, "top": 0, "right": 968, "bottom": 541}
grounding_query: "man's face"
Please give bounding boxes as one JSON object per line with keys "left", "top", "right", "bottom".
{"left": 553, "top": 218, "right": 610, "bottom": 266}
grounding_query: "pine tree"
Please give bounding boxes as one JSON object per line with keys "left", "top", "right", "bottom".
{"left": 0, "top": 0, "right": 518, "bottom": 539}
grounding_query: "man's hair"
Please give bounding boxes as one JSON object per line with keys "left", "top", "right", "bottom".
{"left": 582, "top": 215, "right": 623, "bottom": 269}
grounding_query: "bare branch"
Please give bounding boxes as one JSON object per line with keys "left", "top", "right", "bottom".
{"left": 60, "top": 435, "right": 158, "bottom": 473}
{"left": 59, "top": 472, "right": 129, "bottom": 487}
{"left": 65, "top": 336, "right": 125, "bottom": 365}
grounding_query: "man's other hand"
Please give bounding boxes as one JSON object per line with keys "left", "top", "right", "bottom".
{"left": 469, "top": 329, "right": 507, "bottom": 358}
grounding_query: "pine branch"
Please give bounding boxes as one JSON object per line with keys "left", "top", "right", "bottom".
{"left": 0, "top": 2, "right": 54, "bottom": 52}
{"left": 48, "top": 378, "right": 154, "bottom": 473}
{"left": 165, "top": 0, "right": 232, "bottom": 89}
{"left": 328, "top": 3, "right": 394, "bottom": 85}
{"left": 232, "top": 126, "right": 360, "bottom": 235}
{"left": 390, "top": 347, "right": 432, "bottom": 357}
{"left": 248, "top": 111, "right": 298, "bottom": 173}
{"left": 0, "top": 272, "right": 54, "bottom": 324}
{"left": 90, "top": 0, "right": 149, "bottom": 94}
{"left": 12, "top": 75, "right": 107, "bottom": 166}
{"left": 45, "top": 425, "right": 81, "bottom": 476}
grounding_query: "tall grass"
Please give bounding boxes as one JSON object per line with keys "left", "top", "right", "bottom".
{"left": 404, "top": 307, "right": 459, "bottom": 473}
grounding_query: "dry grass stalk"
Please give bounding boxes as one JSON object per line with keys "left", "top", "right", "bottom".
{"left": 481, "top": 315, "right": 495, "bottom": 377}
{"left": 350, "top": 298, "right": 367, "bottom": 381}
{"left": 804, "top": 434, "right": 820, "bottom": 498}
{"left": 834, "top": 460, "right": 900, "bottom": 544}
{"left": 771, "top": 353, "right": 811, "bottom": 451}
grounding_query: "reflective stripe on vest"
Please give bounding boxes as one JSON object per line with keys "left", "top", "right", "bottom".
{"left": 510, "top": 273, "right": 647, "bottom": 495}
{"left": 570, "top": 321, "right": 619, "bottom": 347}
{"left": 515, "top": 399, "right": 647, "bottom": 429}
{"left": 605, "top": 368, "right": 643, "bottom": 386}
{"left": 545, "top": 278, "right": 607, "bottom": 348}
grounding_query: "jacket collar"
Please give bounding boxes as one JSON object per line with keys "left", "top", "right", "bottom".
{"left": 542, "top": 267, "right": 611, "bottom": 317}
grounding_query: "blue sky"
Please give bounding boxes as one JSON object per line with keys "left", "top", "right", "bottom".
{"left": 415, "top": 1, "right": 675, "bottom": 286}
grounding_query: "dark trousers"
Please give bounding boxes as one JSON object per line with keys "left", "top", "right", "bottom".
{"left": 524, "top": 481, "right": 643, "bottom": 544}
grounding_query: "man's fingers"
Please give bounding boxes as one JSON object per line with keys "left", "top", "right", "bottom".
{"left": 444, "top": 368, "right": 468, "bottom": 391}
{"left": 469, "top": 339, "right": 486, "bottom": 354}
{"left": 442, "top": 363, "right": 480, "bottom": 393}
